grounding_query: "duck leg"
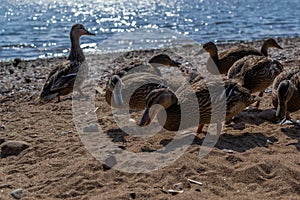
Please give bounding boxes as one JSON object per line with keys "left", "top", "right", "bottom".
{"left": 279, "top": 112, "right": 298, "bottom": 125}
{"left": 216, "top": 122, "right": 222, "bottom": 136}
{"left": 196, "top": 124, "right": 204, "bottom": 136}
{"left": 56, "top": 96, "right": 61, "bottom": 102}
{"left": 254, "top": 91, "right": 264, "bottom": 108}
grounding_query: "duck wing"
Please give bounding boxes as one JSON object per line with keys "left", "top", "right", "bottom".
{"left": 40, "top": 61, "right": 79, "bottom": 100}
{"left": 219, "top": 45, "right": 262, "bottom": 59}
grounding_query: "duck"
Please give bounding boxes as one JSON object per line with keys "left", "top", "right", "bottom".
{"left": 111, "top": 53, "right": 181, "bottom": 78}
{"left": 272, "top": 68, "right": 300, "bottom": 124}
{"left": 139, "top": 78, "right": 256, "bottom": 135}
{"left": 105, "top": 72, "right": 169, "bottom": 109}
{"left": 203, "top": 38, "right": 282, "bottom": 74}
{"left": 105, "top": 54, "right": 181, "bottom": 109}
{"left": 39, "top": 24, "right": 95, "bottom": 102}
{"left": 227, "top": 55, "right": 283, "bottom": 108}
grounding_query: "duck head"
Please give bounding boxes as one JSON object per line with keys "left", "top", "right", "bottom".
{"left": 264, "top": 38, "right": 283, "bottom": 49}
{"left": 261, "top": 38, "right": 283, "bottom": 56}
{"left": 70, "top": 24, "right": 96, "bottom": 38}
{"left": 139, "top": 87, "right": 178, "bottom": 126}
{"left": 203, "top": 42, "right": 218, "bottom": 57}
{"left": 148, "top": 54, "right": 181, "bottom": 67}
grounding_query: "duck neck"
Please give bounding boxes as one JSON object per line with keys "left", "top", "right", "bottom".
{"left": 210, "top": 51, "right": 220, "bottom": 67}
{"left": 276, "top": 80, "right": 294, "bottom": 118}
{"left": 149, "top": 63, "right": 162, "bottom": 76}
{"left": 68, "top": 34, "right": 85, "bottom": 63}
{"left": 207, "top": 52, "right": 221, "bottom": 74}
{"left": 260, "top": 43, "right": 269, "bottom": 56}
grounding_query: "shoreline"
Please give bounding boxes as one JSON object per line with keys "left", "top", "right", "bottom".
{"left": 1, "top": 36, "right": 299, "bottom": 98}
{"left": 1, "top": 36, "right": 299, "bottom": 63}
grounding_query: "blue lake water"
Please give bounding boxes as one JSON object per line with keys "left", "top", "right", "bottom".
{"left": 1, "top": 0, "right": 299, "bottom": 61}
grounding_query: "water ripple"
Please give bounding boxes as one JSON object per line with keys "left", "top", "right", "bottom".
{"left": 0, "top": 0, "right": 299, "bottom": 60}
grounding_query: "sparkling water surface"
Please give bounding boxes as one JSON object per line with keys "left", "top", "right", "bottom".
{"left": 0, "top": 0, "right": 299, "bottom": 61}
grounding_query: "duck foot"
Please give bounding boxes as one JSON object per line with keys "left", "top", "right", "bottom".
{"left": 246, "top": 105, "right": 260, "bottom": 110}
{"left": 279, "top": 118, "right": 300, "bottom": 125}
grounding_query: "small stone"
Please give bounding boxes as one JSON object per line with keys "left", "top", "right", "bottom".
{"left": 83, "top": 124, "right": 98, "bottom": 132}
{"left": 8, "top": 68, "right": 15, "bottom": 74}
{"left": 0, "top": 125, "right": 5, "bottom": 131}
{"left": 130, "top": 192, "right": 136, "bottom": 199}
{"left": 13, "top": 58, "right": 21, "bottom": 67}
{"left": 103, "top": 155, "right": 117, "bottom": 170}
{"left": 24, "top": 77, "right": 31, "bottom": 83}
{"left": 0, "top": 86, "right": 10, "bottom": 94}
{"left": 11, "top": 188, "right": 25, "bottom": 199}
{"left": 1, "top": 140, "right": 29, "bottom": 157}
{"left": 129, "top": 118, "right": 136, "bottom": 123}
{"left": 223, "top": 149, "right": 234, "bottom": 154}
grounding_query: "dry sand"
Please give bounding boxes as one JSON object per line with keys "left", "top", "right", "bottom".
{"left": 0, "top": 38, "right": 300, "bottom": 199}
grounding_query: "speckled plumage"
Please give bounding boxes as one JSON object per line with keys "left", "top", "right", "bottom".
{"left": 203, "top": 38, "right": 282, "bottom": 74}
{"left": 105, "top": 54, "right": 180, "bottom": 109}
{"left": 140, "top": 78, "right": 256, "bottom": 133}
{"left": 228, "top": 55, "right": 284, "bottom": 93}
{"left": 105, "top": 72, "right": 168, "bottom": 110}
{"left": 272, "top": 68, "right": 300, "bottom": 121}
{"left": 39, "top": 24, "right": 95, "bottom": 102}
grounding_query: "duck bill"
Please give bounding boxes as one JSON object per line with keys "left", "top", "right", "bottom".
{"left": 139, "top": 105, "right": 163, "bottom": 126}
{"left": 85, "top": 30, "right": 96, "bottom": 36}
{"left": 171, "top": 60, "right": 181, "bottom": 67}
{"left": 110, "top": 77, "right": 126, "bottom": 108}
{"left": 111, "top": 82, "right": 125, "bottom": 108}
{"left": 139, "top": 108, "right": 151, "bottom": 126}
{"left": 275, "top": 43, "right": 283, "bottom": 49}
{"left": 276, "top": 101, "right": 286, "bottom": 120}
{"left": 112, "top": 91, "right": 124, "bottom": 108}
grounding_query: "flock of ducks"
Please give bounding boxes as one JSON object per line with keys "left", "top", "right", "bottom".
{"left": 39, "top": 24, "right": 300, "bottom": 136}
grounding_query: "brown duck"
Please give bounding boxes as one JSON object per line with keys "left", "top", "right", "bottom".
{"left": 227, "top": 55, "right": 283, "bottom": 108}
{"left": 39, "top": 24, "right": 95, "bottom": 102}
{"left": 139, "top": 78, "right": 256, "bottom": 135}
{"left": 272, "top": 68, "right": 300, "bottom": 124}
{"left": 203, "top": 38, "right": 282, "bottom": 74}
{"left": 105, "top": 54, "right": 180, "bottom": 109}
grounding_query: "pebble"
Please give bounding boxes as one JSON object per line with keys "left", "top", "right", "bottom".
{"left": 13, "top": 58, "right": 21, "bottom": 68}
{"left": 9, "top": 68, "right": 14, "bottom": 74}
{"left": 129, "top": 118, "right": 136, "bottom": 123}
{"left": 83, "top": 124, "right": 98, "bottom": 132}
{"left": 24, "top": 77, "right": 31, "bottom": 83}
{"left": 130, "top": 192, "right": 136, "bottom": 199}
{"left": 223, "top": 149, "right": 234, "bottom": 154}
{"left": 11, "top": 188, "right": 25, "bottom": 199}
{"left": 103, "top": 155, "right": 117, "bottom": 170}
{"left": 0, "top": 140, "right": 29, "bottom": 157}
{"left": 0, "top": 86, "right": 10, "bottom": 94}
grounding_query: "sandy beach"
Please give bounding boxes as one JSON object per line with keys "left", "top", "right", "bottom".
{"left": 1, "top": 38, "right": 300, "bottom": 199}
